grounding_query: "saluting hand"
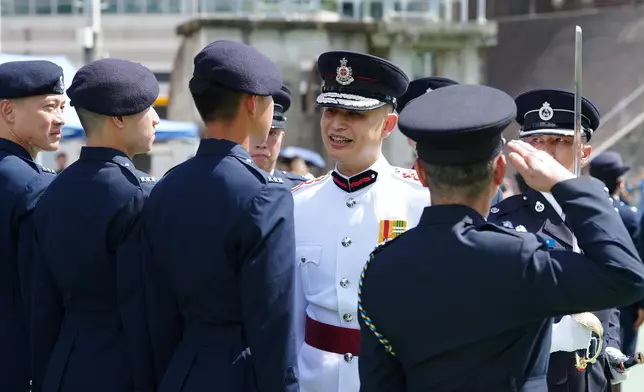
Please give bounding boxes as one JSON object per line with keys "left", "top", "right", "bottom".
{"left": 507, "top": 140, "right": 575, "bottom": 192}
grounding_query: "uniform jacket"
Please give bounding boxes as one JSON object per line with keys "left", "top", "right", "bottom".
{"left": 143, "top": 139, "right": 298, "bottom": 392}
{"left": 488, "top": 186, "right": 623, "bottom": 392}
{"left": 614, "top": 197, "right": 644, "bottom": 357}
{"left": 31, "top": 147, "right": 156, "bottom": 392}
{"left": 292, "top": 156, "right": 429, "bottom": 392}
{"left": 358, "top": 177, "right": 644, "bottom": 392}
{"left": 0, "top": 138, "right": 56, "bottom": 392}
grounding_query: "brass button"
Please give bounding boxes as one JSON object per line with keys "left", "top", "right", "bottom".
{"left": 340, "top": 278, "right": 350, "bottom": 288}
{"left": 341, "top": 237, "right": 352, "bottom": 247}
{"left": 343, "top": 313, "right": 353, "bottom": 322}
{"left": 344, "top": 353, "right": 354, "bottom": 363}
{"left": 346, "top": 198, "right": 356, "bottom": 208}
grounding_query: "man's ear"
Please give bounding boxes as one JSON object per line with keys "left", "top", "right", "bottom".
{"left": 580, "top": 144, "right": 592, "bottom": 166}
{"left": 0, "top": 99, "right": 16, "bottom": 124}
{"left": 492, "top": 154, "right": 507, "bottom": 186}
{"left": 415, "top": 158, "right": 429, "bottom": 188}
{"left": 111, "top": 115, "right": 126, "bottom": 129}
{"left": 382, "top": 112, "right": 398, "bottom": 139}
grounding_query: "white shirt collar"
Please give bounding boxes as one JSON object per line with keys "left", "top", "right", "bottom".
{"left": 541, "top": 192, "right": 564, "bottom": 219}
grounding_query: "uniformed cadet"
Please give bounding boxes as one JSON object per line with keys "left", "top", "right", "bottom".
{"left": 250, "top": 84, "right": 306, "bottom": 187}
{"left": 292, "top": 51, "right": 428, "bottom": 392}
{"left": 357, "top": 84, "right": 644, "bottom": 392}
{"left": 488, "top": 89, "right": 630, "bottom": 391}
{"left": 30, "top": 58, "right": 159, "bottom": 392}
{"left": 142, "top": 40, "right": 298, "bottom": 392}
{"left": 590, "top": 151, "right": 644, "bottom": 360}
{"left": 397, "top": 76, "right": 504, "bottom": 206}
{"left": 0, "top": 60, "right": 64, "bottom": 392}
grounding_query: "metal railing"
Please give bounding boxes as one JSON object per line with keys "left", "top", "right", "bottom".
{"left": 0, "top": 0, "right": 486, "bottom": 22}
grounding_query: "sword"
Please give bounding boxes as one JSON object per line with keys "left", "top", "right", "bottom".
{"left": 572, "top": 25, "right": 583, "bottom": 254}
{"left": 568, "top": 26, "right": 602, "bottom": 372}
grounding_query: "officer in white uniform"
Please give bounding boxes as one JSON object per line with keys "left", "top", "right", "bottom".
{"left": 292, "top": 51, "right": 429, "bottom": 392}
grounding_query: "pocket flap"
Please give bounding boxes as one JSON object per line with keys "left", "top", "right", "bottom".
{"left": 297, "top": 245, "right": 322, "bottom": 266}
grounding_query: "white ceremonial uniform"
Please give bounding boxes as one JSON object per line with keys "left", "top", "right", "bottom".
{"left": 292, "top": 155, "right": 429, "bottom": 392}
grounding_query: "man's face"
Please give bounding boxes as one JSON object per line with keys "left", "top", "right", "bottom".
{"left": 250, "top": 127, "right": 284, "bottom": 173}
{"left": 10, "top": 94, "right": 66, "bottom": 152}
{"left": 56, "top": 154, "right": 67, "bottom": 167}
{"left": 522, "top": 134, "right": 592, "bottom": 173}
{"left": 320, "top": 106, "right": 395, "bottom": 167}
{"left": 122, "top": 106, "right": 160, "bottom": 156}
{"left": 248, "top": 95, "right": 274, "bottom": 145}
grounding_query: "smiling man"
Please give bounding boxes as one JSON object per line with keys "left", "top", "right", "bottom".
{"left": 291, "top": 51, "right": 429, "bottom": 392}
{"left": 250, "top": 85, "right": 305, "bottom": 187}
{"left": 0, "top": 60, "right": 65, "bottom": 391}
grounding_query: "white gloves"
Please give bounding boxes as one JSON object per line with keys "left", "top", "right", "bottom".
{"left": 604, "top": 347, "right": 629, "bottom": 385}
{"left": 550, "top": 315, "right": 592, "bottom": 353}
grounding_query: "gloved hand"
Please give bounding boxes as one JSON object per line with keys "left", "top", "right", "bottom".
{"left": 550, "top": 315, "right": 592, "bottom": 353}
{"left": 605, "top": 346, "right": 629, "bottom": 385}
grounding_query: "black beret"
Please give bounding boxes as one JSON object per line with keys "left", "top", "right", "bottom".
{"left": 272, "top": 85, "right": 291, "bottom": 129}
{"left": 515, "top": 88, "right": 600, "bottom": 141}
{"left": 399, "top": 84, "right": 516, "bottom": 165}
{"left": 316, "top": 51, "right": 409, "bottom": 111}
{"left": 589, "top": 151, "right": 629, "bottom": 181}
{"left": 397, "top": 76, "right": 459, "bottom": 113}
{"left": 190, "top": 40, "right": 282, "bottom": 97}
{"left": 0, "top": 60, "right": 64, "bottom": 99}
{"left": 67, "top": 58, "right": 159, "bottom": 117}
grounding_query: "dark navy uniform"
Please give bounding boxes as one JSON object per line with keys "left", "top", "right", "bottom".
{"left": 142, "top": 41, "right": 298, "bottom": 392}
{"left": 489, "top": 89, "right": 623, "bottom": 392}
{"left": 357, "top": 84, "right": 644, "bottom": 392}
{"left": 590, "top": 151, "right": 643, "bottom": 359}
{"left": 0, "top": 60, "right": 63, "bottom": 392}
{"left": 30, "top": 58, "right": 160, "bottom": 392}
{"left": 490, "top": 189, "right": 622, "bottom": 392}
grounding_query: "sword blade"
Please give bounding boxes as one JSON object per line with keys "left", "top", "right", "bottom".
{"left": 572, "top": 25, "right": 583, "bottom": 253}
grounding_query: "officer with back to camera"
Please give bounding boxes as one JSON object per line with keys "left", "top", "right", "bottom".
{"left": 0, "top": 60, "right": 65, "bottom": 392}
{"left": 30, "top": 58, "right": 160, "bottom": 392}
{"left": 250, "top": 84, "right": 306, "bottom": 187}
{"left": 142, "top": 40, "right": 298, "bottom": 392}
{"left": 357, "top": 84, "right": 644, "bottom": 392}
{"left": 489, "top": 89, "right": 630, "bottom": 392}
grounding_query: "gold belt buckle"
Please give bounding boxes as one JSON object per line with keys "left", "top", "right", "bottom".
{"left": 570, "top": 312, "right": 603, "bottom": 371}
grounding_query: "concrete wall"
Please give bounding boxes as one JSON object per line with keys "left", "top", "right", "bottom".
{"left": 1, "top": 14, "right": 186, "bottom": 72}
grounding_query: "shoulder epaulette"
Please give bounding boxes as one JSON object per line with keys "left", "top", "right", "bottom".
{"left": 139, "top": 176, "right": 156, "bottom": 183}
{"left": 291, "top": 174, "right": 328, "bottom": 192}
{"left": 479, "top": 221, "right": 524, "bottom": 239}
{"left": 234, "top": 155, "right": 285, "bottom": 185}
{"left": 392, "top": 167, "right": 422, "bottom": 185}
{"left": 41, "top": 166, "right": 57, "bottom": 175}
{"left": 488, "top": 194, "right": 527, "bottom": 218}
{"left": 282, "top": 171, "right": 306, "bottom": 181}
